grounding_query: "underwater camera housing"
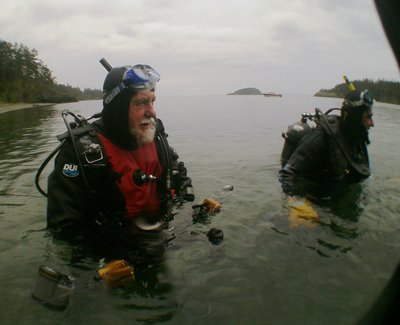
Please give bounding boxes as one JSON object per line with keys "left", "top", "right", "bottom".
{"left": 32, "top": 265, "right": 74, "bottom": 308}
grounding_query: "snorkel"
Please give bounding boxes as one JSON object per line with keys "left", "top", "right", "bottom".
{"left": 343, "top": 75, "right": 356, "bottom": 91}
{"left": 100, "top": 58, "right": 112, "bottom": 72}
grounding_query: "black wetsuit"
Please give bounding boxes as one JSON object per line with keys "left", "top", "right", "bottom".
{"left": 279, "top": 115, "right": 370, "bottom": 198}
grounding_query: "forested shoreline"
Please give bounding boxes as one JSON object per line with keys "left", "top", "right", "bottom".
{"left": 0, "top": 40, "right": 102, "bottom": 104}
{"left": 1, "top": 40, "right": 399, "bottom": 105}
{"left": 315, "top": 79, "right": 400, "bottom": 105}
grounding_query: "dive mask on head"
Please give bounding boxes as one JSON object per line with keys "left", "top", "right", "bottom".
{"left": 104, "top": 64, "right": 160, "bottom": 104}
{"left": 343, "top": 89, "right": 374, "bottom": 109}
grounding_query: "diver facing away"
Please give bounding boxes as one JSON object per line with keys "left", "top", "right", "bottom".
{"left": 279, "top": 88, "right": 374, "bottom": 199}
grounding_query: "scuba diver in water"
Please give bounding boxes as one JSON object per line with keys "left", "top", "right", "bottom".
{"left": 278, "top": 85, "right": 374, "bottom": 226}
{"left": 279, "top": 87, "right": 374, "bottom": 200}
{"left": 44, "top": 62, "right": 194, "bottom": 240}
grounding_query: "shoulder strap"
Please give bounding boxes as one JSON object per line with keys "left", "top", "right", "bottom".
{"left": 318, "top": 111, "right": 370, "bottom": 177}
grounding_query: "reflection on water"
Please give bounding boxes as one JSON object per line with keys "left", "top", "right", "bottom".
{"left": 0, "top": 107, "right": 58, "bottom": 196}
{"left": 47, "top": 228, "right": 176, "bottom": 323}
{"left": 1, "top": 97, "right": 400, "bottom": 324}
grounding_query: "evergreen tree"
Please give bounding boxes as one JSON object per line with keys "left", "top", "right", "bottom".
{"left": 315, "top": 78, "right": 400, "bottom": 105}
{"left": 0, "top": 40, "right": 102, "bottom": 103}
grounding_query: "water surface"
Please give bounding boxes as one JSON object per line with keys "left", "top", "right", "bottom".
{"left": 1, "top": 95, "right": 400, "bottom": 324}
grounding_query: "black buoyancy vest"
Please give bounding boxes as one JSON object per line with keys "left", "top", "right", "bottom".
{"left": 57, "top": 123, "right": 110, "bottom": 193}
{"left": 319, "top": 114, "right": 370, "bottom": 180}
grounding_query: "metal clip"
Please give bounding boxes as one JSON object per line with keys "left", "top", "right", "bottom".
{"left": 82, "top": 143, "right": 104, "bottom": 164}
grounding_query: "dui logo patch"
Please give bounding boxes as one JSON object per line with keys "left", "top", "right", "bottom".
{"left": 62, "top": 163, "right": 79, "bottom": 177}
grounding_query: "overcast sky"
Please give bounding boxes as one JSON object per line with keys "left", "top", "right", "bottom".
{"left": 1, "top": 0, "right": 398, "bottom": 96}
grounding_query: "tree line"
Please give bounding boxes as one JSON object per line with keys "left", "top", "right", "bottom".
{"left": 2, "top": 40, "right": 399, "bottom": 105}
{"left": 0, "top": 40, "right": 102, "bottom": 103}
{"left": 315, "top": 78, "right": 400, "bottom": 105}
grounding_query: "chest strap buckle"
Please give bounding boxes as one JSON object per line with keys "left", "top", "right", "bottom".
{"left": 82, "top": 143, "right": 104, "bottom": 164}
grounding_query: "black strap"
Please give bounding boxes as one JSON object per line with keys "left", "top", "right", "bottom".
{"left": 317, "top": 109, "right": 370, "bottom": 177}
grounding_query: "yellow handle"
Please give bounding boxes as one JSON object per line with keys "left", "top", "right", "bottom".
{"left": 203, "top": 197, "right": 222, "bottom": 212}
{"left": 98, "top": 260, "right": 135, "bottom": 287}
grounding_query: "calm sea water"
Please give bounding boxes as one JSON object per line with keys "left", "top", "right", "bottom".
{"left": 1, "top": 95, "right": 400, "bottom": 324}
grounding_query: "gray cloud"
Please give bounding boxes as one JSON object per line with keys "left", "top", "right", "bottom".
{"left": 0, "top": 0, "right": 397, "bottom": 95}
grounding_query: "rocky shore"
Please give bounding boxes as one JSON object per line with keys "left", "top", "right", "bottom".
{"left": 0, "top": 103, "right": 54, "bottom": 114}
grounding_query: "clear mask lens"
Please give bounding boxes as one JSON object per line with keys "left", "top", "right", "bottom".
{"left": 361, "top": 90, "right": 373, "bottom": 107}
{"left": 123, "top": 65, "right": 160, "bottom": 90}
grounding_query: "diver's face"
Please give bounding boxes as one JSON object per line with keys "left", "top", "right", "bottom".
{"left": 362, "top": 108, "right": 374, "bottom": 130}
{"left": 128, "top": 90, "right": 157, "bottom": 145}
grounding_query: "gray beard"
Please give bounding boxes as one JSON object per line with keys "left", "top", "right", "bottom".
{"left": 131, "top": 118, "right": 156, "bottom": 145}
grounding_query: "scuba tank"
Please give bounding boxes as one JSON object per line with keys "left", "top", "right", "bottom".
{"left": 280, "top": 113, "right": 315, "bottom": 168}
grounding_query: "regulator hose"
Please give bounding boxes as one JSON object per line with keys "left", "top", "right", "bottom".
{"left": 35, "top": 140, "right": 66, "bottom": 197}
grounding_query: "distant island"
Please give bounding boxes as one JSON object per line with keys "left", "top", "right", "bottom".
{"left": 227, "top": 88, "right": 263, "bottom": 95}
{"left": 314, "top": 79, "right": 400, "bottom": 105}
{"left": 227, "top": 88, "right": 282, "bottom": 97}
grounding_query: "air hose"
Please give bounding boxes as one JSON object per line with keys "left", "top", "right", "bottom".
{"left": 35, "top": 141, "right": 66, "bottom": 197}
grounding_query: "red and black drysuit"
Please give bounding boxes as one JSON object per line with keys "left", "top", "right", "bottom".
{"left": 47, "top": 118, "right": 193, "bottom": 234}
